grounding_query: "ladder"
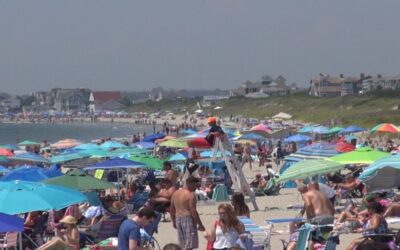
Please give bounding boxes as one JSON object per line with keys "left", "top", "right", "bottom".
{"left": 190, "top": 137, "right": 259, "bottom": 211}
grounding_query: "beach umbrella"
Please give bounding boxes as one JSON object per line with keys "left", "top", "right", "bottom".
{"left": 0, "top": 148, "right": 13, "bottom": 157}
{"left": 278, "top": 159, "right": 345, "bottom": 182}
{"left": 142, "top": 133, "right": 166, "bottom": 142}
{"left": 371, "top": 123, "right": 400, "bottom": 134}
{"left": 168, "top": 153, "right": 187, "bottom": 161}
{"left": 0, "top": 166, "right": 10, "bottom": 173}
{"left": 335, "top": 142, "right": 356, "bottom": 153}
{"left": 311, "top": 126, "right": 330, "bottom": 134}
{"left": 1, "top": 166, "right": 51, "bottom": 182}
{"left": 155, "top": 135, "right": 176, "bottom": 143}
{"left": 340, "top": 125, "right": 365, "bottom": 134}
{"left": 73, "top": 143, "right": 102, "bottom": 150}
{"left": 328, "top": 127, "right": 344, "bottom": 134}
{"left": 18, "top": 140, "right": 41, "bottom": 146}
{"left": 128, "top": 155, "right": 164, "bottom": 170}
{"left": 100, "top": 141, "right": 128, "bottom": 149}
{"left": 10, "top": 152, "right": 50, "bottom": 164}
{"left": 330, "top": 147, "right": 390, "bottom": 165}
{"left": 234, "top": 139, "right": 257, "bottom": 146}
{"left": 0, "top": 212, "right": 24, "bottom": 232}
{"left": 1, "top": 144, "right": 20, "bottom": 151}
{"left": 0, "top": 180, "right": 87, "bottom": 214}
{"left": 84, "top": 158, "right": 146, "bottom": 170}
{"left": 358, "top": 154, "right": 400, "bottom": 191}
{"left": 159, "top": 139, "right": 189, "bottom": 148}
{"left": 80, "top": 149, "right": 110, "bottom": 158}
{"left": 284, "top": 134, "right": 312, "bottom": 143}
{"left": 235, "top": 133, "right": 265, "bottom": 140}
{"left": 249, "top": 124, "right": 272, "bottom": 135}
{"left": 43, "top": 169, "right": 115, "bottom": 190}
{"left": 132, "top": 142, "right": 155, "bottom": 149}
{"left": 0, "top": 156, "right": 8, "bottom": 163}
{"left": 181, "top": 129, "right": 197, "bottom": 135}
{"left": 107, "top": 148, "right": 148, "bottom": 158}
{"left": 50, "top": 139, "right": 81, "bottom": 149}
{"left": 50, "top": 152, "right": 90, "bottom": 164}
{"left": 200, "top": 150, "right": 232, "bottom": 158}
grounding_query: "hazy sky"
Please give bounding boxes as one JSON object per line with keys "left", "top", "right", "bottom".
{"left": 1, "top": 1, "right": 400, "bottom": 94}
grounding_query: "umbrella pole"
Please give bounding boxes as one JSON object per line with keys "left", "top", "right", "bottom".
{"left": 19, "top": 232, "right": 22, "bottom": 250}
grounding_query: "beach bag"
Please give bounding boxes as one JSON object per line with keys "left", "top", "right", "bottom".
{"left": 206, "top": 220, "right": 219, "bottom": 250}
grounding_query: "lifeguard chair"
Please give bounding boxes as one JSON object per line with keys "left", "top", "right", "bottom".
{"left": 186, "top": 135, "right": 259, "bottom": 210}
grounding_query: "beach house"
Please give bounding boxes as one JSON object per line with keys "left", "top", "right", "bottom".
{"left": 89, "top": 91, "right": 123, "bottom": 112}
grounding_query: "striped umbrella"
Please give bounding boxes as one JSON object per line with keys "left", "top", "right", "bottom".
{"left": 371, "top": 123, "right": 400, "bottom": 134}
{"left": 278, "top": 159, "right": 345, "bottom": 182}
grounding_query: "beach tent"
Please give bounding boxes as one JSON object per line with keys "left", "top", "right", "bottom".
{"left": 330, "top": 147, "right": 390, "bottom": 165}
{"left": 272, "top": 112, "right": 292, "bottom": 120}
{"left": 278, "top": 160, "right": 345, "bottom": 183}
{"left": 0, "top": 180, "right": 86, "bottom": 214}
{"left": 358, "top": 154, "right": 400, "bottom": 191}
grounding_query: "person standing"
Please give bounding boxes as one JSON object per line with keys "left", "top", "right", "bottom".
{"left": 118, "top": 207, "right": 156, "bottom": 250}
{"left": 171, "top": 176, "right": 205, "bottom": 250}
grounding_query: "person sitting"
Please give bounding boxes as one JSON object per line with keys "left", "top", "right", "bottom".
{"left": 231, "top": 192, "right": 250, "bottom": 218}
{"left": 205, "top": 116, "right": 225, "bottom": 146}
{"left": 24, "top": 211, "right": 41, "bottom": 233}
{"left": 37, "top": 215, "right": 80, "bottom": 250}
{"left": 336, "top": 175, "right": 362, "bottom": 198}
{"left": 346, "top": 202, "right": 389, "bottom": 250}
{"left": 249, "top": 173, "right": 267, "bottom": 190}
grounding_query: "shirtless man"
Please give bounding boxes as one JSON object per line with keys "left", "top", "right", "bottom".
{"left": 163, "top": 161, "right": 179, "bottom": 186}
{"left": 303, "top": 182, "right": 335, "bottom": 224}
{"left": 152, "top": 179, "right": 177, "bottom": 213}
{"left": 170, "top": 176, "right": 205, "bottom": 250}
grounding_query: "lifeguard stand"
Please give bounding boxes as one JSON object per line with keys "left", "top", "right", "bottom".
{"left": 188, "top": 136, "right": 259, "bottom": 211}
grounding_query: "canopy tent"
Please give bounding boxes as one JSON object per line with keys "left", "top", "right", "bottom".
{"left": 0, "top": 180, "right": 87, "bottom": 214}
{"left": 272, "top": 112, "right": 292, "bottom": 120}
{"left": 278, "top": 159, "right": 345, "bottom": 183}
{"left": 330, "top": 147, "right": 390, "bottom": 165}
{"left": 84, "top": 158, "right": 146, "bottom": 170}
{"left": 43, "top": 169, "right": 115, "bottom": 190}
{"left": 358, "top": 154, "right": 400, "bottom": 191}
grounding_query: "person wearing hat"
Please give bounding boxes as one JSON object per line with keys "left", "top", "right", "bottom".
{"left": 37, "top": 215, "right": 80, "bottom": 250}
{"left": 205, "top": 116, "right": 225, "bottom": 146}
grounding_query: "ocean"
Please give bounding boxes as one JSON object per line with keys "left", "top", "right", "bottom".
{"left": 0, "top": 122, "right": 156, "bottom": 144}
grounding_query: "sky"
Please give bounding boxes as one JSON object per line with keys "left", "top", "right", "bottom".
{"left": 1, "top": 1, "right": 400, "bottom": 94}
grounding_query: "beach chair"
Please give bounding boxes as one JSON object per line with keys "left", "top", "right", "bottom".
{"left": 0, "top": 232, "right": 18, "bottom": 250}
{"left": 356, "top": 230, "right": 400, "bottom": 250}
{"left": 239, "top": 216, "right": 271, "bottom": 250}
{"left": 212, "top": 184, "right": 229, "bottom": 201}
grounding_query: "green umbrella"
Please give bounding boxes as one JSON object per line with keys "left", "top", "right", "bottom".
{"left": 43, "top": 169, "right": 115, "bottom": 190}
{"left": 50, "top": 152, "right": 90, "bottom": 164}
{"left": 328, "top": 127, "right": 343, "bottom": 134}
{"left": 128, "top": 155, "right": 164, "bottom": 170}
{"left": 330, "top": 147, "right": 390, "bottom": 165}
{"left": 18, "top": 140, "right": 41, "bottom": 146}
{"left": 0, "top": 156, "right": 8, "bottom": 162}
{"left": 159, "top": 139, "right": 189, "bottom": 148}
{"left": 278, "top": 159, "right": 345, "bottom": 182}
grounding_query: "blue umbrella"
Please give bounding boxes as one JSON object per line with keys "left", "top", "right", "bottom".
{"left": 0, "top": 180, "right": 87, "bottom": 214}
{"left": 100, "top": 141, "right": 127, "bottom": 149}
{"left": 0, "top": 165, "right": 10, "bottom": 173}
{"left": 358, "top": 154, "right": 400, "bottom": 191}
{"left": 132, "top": 142, "right": 155, "bottom": 149}
{"left": 142, "top": 133, "right": 166, "bottom": 142}
{"left": 236, "top": 133, "right": 265, "bottom": 140}
{"left": 168, "top": 153, "right": 187, "bottom": 161}
{"left": 1, "top": 166, "right": 57, "bottom": 182}
{"left": 200, "top": 150, "right": 232, "bottom": 158}
{"left": 10, "top": 153, "right": 50, "bottom": 164}
{"left": 311, "top": 126, "right": 330, "bottom": 134}
{"left": 284, "top": 134, "right": 312, "bottom": 143}
{"left": 73, "top": 143, "right": 102, "bottom": 150}
{"left": 0, "top": 212, "right": 24, "bottom": 232}
{"left": 340, "top": 125, "right": 365, "bottom": 134}
{"left": 298, "top": 126, "right": 316, "bottom": 133}
{"left": 84, "top": 158, "right": 146, "bottom": 170}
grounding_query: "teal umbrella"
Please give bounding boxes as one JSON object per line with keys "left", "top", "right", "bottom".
{"left": 278, "top": 159, "right": 345, "bottom": 182}
{"left": 0, "top": 180, "right": 86, "bottom": 214}
{"left": 50, "top": 152, "right": 90, "bottom": 164}
{"left": 10, "top": 153, "right": 50, "bottom": 164}
{"left": 100, "top": 141, "right": 127, "bottom": 149}
{"left": 18, "top": 140, "right": 41, "bottom": 146}
{"left": 80, "top": 149, "right": 110, "bottom": 158}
